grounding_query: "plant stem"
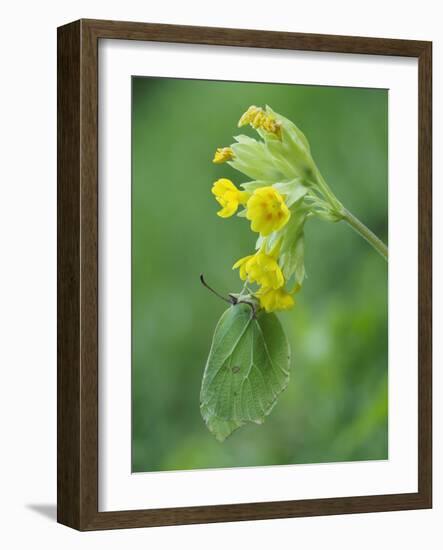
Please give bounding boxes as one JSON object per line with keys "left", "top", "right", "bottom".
{"left": 309, "top": 167, "right": 388, "bottom": 261}
{"left": 341, "top": 208, "right": 388, "bottom": 261}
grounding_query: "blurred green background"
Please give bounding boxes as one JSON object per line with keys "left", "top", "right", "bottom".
{"left": 132, "top": 77, "right": 388, "bottom": 472}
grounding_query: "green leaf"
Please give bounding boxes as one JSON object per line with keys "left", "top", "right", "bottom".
{"left": 200, "top": 304, "right": 291, "bottom": 441}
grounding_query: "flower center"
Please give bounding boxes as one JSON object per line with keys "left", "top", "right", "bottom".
{"left": 261, "top": 196, "right": 282, "bottom": 219}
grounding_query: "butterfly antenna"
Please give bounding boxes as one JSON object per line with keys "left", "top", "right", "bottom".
{"left": 200, "top": 274, "right": 234, "bottom": 304}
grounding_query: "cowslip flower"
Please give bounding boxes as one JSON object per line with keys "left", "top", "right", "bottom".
{"left": 213, "top": 147, "right": 234, "bottom": 164}
{"left": 211, "top": 178, "right": 250, "bottom": 218}
{"left": 238, "top": 105, "right": 281, "bottom": 138}
{"left": 256, "top": 286, "right": 295, "bottom": 313}
{"left": 232, "top": 244, "right": 284, "bottom": 290}
{"left": 246, "top": 186, "right": 290, "bottom": 236}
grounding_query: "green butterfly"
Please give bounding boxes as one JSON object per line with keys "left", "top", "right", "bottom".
{"left": 200, "top": 303, "right": 290, "bottom": 441}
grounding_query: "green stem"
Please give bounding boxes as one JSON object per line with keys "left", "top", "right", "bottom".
{"left": 314, "top": 170, "right": 344, "bottom": 212}
{"left": 341, "top": 208, "right": 388, "bottom": 261}
{"left": 238, "top": 280, "right": 249, "bottom": 299}
{"left": 309, "top": 167, "right": 388, "bottom": 261}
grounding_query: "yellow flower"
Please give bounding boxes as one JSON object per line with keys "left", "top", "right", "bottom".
{"left": 232, "top": 247, "right": 284, "bottom": 290}
{"left": 211, "top": 178, "right": 250, "bottom": 218}
{"left": 213, "top": 147, "right": 234, "bottom": 164}
{"left": 238, "top": 105, "right": 281, "bottom": 138}
{"left": 256, "top": 287, "right": 295, "bottom": 313}
{"left": 246, "top": 186, "right": 290, "bottom": 236}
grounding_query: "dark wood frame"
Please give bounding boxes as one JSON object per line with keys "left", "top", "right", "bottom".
{"left": 57, "top": 18, "right": 432, "bottom": 530}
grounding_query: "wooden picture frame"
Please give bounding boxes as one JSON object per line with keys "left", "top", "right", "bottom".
{"left": 57, "top": 18, "right": 432, "bottom": 530}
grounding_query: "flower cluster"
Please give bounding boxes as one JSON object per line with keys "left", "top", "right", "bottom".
{"left": 211, "top": 105, "right": 344, "bottom": 313}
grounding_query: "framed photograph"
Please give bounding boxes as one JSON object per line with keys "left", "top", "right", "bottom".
{"left": 57, "top": 19, "right": 432, "bottom": 530}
